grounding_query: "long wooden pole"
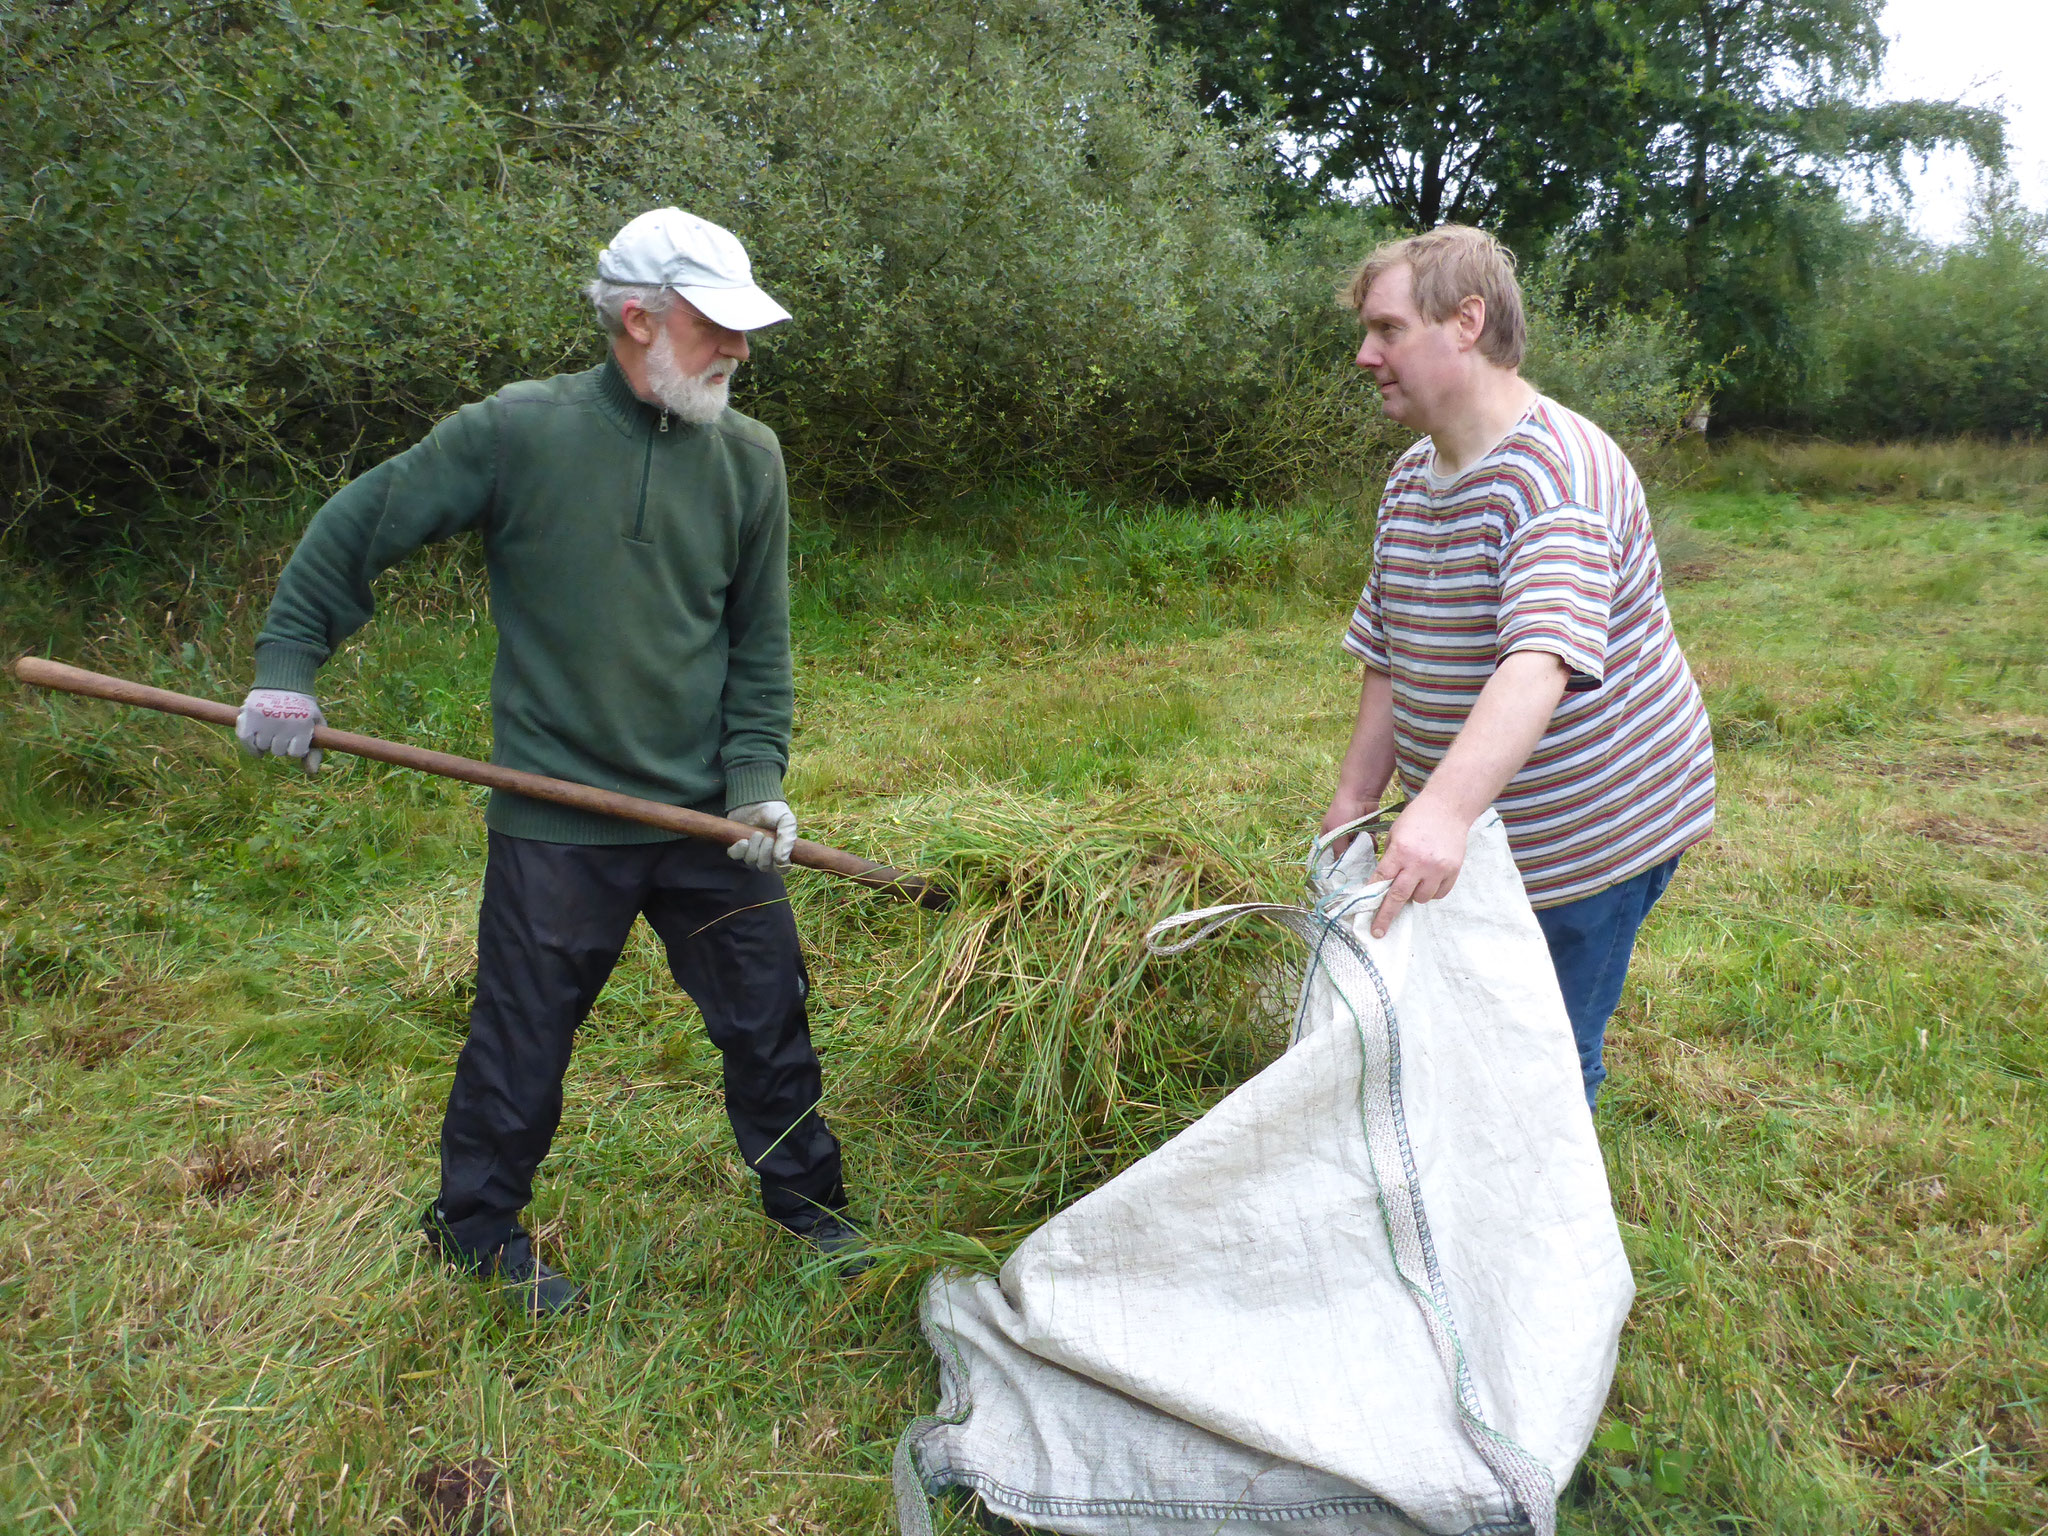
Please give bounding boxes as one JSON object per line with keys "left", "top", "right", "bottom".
{"left": 11, "top": 656, "right": 951, "bottom": 911}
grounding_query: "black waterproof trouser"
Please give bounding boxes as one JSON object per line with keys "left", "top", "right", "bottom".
{"left": 431, "top": 830, "right": 846, "bottom": 1259}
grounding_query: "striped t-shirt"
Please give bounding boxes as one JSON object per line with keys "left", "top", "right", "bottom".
{"left": 1343, "top": 396, "right": 1715, "bottom": 907}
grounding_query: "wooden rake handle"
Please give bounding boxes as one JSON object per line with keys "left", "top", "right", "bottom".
{"left": 12, "top": 656, "right": 951, "bottom": 912}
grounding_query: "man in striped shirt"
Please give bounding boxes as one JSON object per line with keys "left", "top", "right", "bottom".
{"left": 1323, "top": 225, "right": 1715, "bottom": 1110}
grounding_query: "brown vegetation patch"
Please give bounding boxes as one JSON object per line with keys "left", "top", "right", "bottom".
{"left": 1864, "top": 753, "right": 1988, "bottom": 787}
{"left": 1634, "top": 1039, "right": 1799, "bottom": 1116}
{"left": 1855, "top": 726, "right": 2048, "bottom": 789}
{"left": 407, "top": 1457, "right": 507, "bottom": 1535}
{"left": 181, "top": 1134, "right": 293, "bottom": 1201}
{"left": 1987, "top": 1394, "right": 2047, "bottom": 1460}
{"left": 1666, "top": 557, "right": 1724, "bottom": 586}
{"left": 41, "top": 1017, "right": 150, "bottom": 1068}
{"left": 1899, "top": 813, "right": 2048, "bottom": 857}
{"left": 14, "top": 965, "right": 193, "bottom": 1069}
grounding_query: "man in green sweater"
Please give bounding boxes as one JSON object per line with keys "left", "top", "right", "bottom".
{"left": 236, "top": 209, "right": 863, "bottom": 1314}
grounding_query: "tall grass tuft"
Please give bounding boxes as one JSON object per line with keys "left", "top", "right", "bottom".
{"left": 1694, "top": 437, "right": 2048, "bottom": 506}
{"left": 863, "top": 799, "right": 1292, "bottom": 1223}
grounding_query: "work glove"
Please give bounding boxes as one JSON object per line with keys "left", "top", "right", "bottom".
{"left": 236, "top": 688, "right": 325, "bottom": 775}
{"left": 726, "top": 800, "right": 797, "bottom": 872}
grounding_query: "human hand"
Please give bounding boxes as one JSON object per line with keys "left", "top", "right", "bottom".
{"left": 726, "top": 800, "right": 797, "bottom": 871}
{"left": 1319, "top": 796, "right": 1377, "bottom": 860}
{"left": 235, "top": 688, "right": 325, "bottom": 775}
{"left": 1367, "top": 796, "right": 1471, "bottom": 939}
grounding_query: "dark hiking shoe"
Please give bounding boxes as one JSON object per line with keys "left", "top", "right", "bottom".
{"left": 419, "top": 1204, "right": 586, "bottom": 1316}
{"left": 482, "top": 1234, "right": 587, "bottom": 1317}
{"left": 785, "top": 1210, "right": 875, "bottom": 1275}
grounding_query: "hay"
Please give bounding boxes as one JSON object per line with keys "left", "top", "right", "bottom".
{"left": 841, "top": 798, "right": 1298, "bottom": 1223}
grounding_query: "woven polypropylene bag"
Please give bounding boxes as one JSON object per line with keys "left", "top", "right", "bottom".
{"left": 895, "top": 812, "right": 1633, "bottom": 1536}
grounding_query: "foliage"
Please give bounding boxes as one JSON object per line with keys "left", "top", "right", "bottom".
{"left": 1144, "top": 0, "right": 2012, "bottom": 430}
{"left": 1522, "top": 268, "right": 1706, "bottom": 456}
{"left": 572, "top": 0, "right": 1374, "bottom": 506}
{"left": 1803, "top": 193, "right": 2048, "bottom": 439}
{"left": 0, "top": 0, "right": 595, "bottom": 542}
{"left": 1624, "top": 0, "right": 2004, "bottom": 274}
{"left": 0, "top": 0, "right": 1415, "bottom": 536}
{"left": 1142, "top": 0, "right": 1645, "bottom": 239}
{"left": 0, "top": 0, "right": 1730, "bottom": 545}
{"left": 410, "top": 0, "right": 727, "bottom": 118}
{"left": 1563, "top": 0, "right": 2005, "bottom": 426}
{"left": 3, "top": 469, "right": 2046, "bottom": 1531}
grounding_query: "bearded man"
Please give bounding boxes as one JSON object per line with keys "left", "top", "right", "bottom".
{"left": 236, "top": 208, "right": 864, "bottom": 1314}
{"left": 1324, "top": 225, "right": 1715, "bottom": 1113}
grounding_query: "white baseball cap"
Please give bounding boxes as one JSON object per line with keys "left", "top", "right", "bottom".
{"left": 596, "top": 208, "right": 791, "bottom": 331}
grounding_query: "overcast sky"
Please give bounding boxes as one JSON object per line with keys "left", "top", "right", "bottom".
{"left": 1875, "top": 0, "right": 2048, "bottom": 242}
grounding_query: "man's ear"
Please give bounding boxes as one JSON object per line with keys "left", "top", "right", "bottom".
{"left": 1455, "top": 294, "right": 1488, "bottom": 351}
{"left": 620, "top": 300, "right": 660, "bottom": 348}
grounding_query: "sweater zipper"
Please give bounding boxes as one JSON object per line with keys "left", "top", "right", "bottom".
{"left": 632, "top": 419, "right": 657, "bottom": 542}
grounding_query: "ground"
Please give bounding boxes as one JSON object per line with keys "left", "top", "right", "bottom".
{"left": 2, "top": 446, "right": 2044, "bottom": 1533}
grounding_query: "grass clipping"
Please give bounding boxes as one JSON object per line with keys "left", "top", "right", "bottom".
{"left": 837, "top": 797, "right": 1301, "bottom": 1243}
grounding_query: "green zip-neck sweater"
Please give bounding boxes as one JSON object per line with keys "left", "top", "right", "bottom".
{"left": 253, "top": 357, "right": 791, "bottom": 844}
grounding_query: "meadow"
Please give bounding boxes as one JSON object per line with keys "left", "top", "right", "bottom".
{"left": 2, "top": 441, "right": 2044, "bottom": 1534}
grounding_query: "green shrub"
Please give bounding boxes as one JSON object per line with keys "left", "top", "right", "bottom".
{"left": 1522, "top": 269, "right": 1706, "bottom": 457}
{"left": 0, "top": 0, "right": 593, "bottom": 546}
{"left": 575, "top": 0, "right": 1403, "bottom": 506}
{"left": 1809, "top": 194, "right": 2048, "bottom": 439}
{"left": 1, "top": 0, "right": 1702, "bottom": 545}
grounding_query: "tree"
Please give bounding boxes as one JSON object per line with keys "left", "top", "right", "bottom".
{"left": 406, "top": 0, "right": 730, "bottom": 120}
{"left": 1570, "top": 0, "right": 2006, "bottom": 422}
{"left": 1810, "top": 188, "right": 2048, "bottom": 438}
{"left": 0, "top": 0, "right": 585, "bottom": 538}
{"left": 1628, "top": 0, "right": 2003, "bottom": 291}
{"left": 1144, "top": 0, "right": 2007, "bottom": 424}
{"left": 1141, "top": 0, "right": 1646, "bottom": 240}
{"left": 577, "top": 0, "right": 1329, "bottom": 503}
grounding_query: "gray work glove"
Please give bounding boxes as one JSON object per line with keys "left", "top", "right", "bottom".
{"left": 236, "top": 688, "right": 325, "bottom": 775}
{"left": 726, "top": 800, "right": 797, "bottom": 872}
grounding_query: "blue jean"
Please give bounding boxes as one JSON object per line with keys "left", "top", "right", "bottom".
{"left": 1533, "top": 855, "right": 1680, "bottom": 1111}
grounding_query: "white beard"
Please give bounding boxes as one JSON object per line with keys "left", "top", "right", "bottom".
{"left": 645, "top": 329, "right": 735, "bottom": 424}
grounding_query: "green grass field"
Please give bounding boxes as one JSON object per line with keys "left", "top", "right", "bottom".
{"left": 3, "top": 446, "right": 2045, "bottom": 1534}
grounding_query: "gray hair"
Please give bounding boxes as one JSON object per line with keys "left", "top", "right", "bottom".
{"left": 582, "top": 277, "right": 677, "bottom": 338}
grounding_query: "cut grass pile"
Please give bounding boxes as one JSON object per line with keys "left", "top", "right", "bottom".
{"left": 2, "top": 444, "right": 2045, "bottom": 1533}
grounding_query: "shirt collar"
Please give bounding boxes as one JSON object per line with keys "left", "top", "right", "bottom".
{"left": 595, "top": 353, "right": 667, "bottom": 435}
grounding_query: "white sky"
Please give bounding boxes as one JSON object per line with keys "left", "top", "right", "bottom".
{"left": 1875, "top": 0, "right": 2048, "bottom": 242}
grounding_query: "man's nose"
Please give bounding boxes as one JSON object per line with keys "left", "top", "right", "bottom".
{"left": 1355, "top": 338, "right": 1378, "bottom": 370}
{"left": 722, "top": 328, "right": 750, "bottom": 361}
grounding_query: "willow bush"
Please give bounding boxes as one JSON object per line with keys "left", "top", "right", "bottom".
{"left": 576, "top": 0, "right": 1388, "bottom": 506}
{"left": 1521, "top": 270, "right": 1708, "bottom": 457}
{"left": 0, "top": 0, "right": 588, "bottom": 542}
{"left": 1808, "top": 195, "right": 2048, "bottom": 439}
{"left": 2, "top": 0, "right": 1701, "bottom": 547}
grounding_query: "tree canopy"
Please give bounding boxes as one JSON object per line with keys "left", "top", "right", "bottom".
{"left": 1, "top": 0, "right": 2035, "bottom": 545}
{"left": 1142, "top": 0, "right": 1646, "bottom": 239}
{"left": 1145, "top": 0, "right": 2011, "bottom": 427}
{"left": 1579, "top": 0, "right": 2006, "bottom": 419}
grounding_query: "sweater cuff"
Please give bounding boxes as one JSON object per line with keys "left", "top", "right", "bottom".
{"left": 252, "top": 641, "right": 327, "bottom": 695}
{"left": 724, "top": 761, "right": 786, "bottom": 811}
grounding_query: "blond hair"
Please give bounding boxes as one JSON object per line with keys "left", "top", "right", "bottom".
{"left": 1341, "top": 225, "right": 1526, "bottom": 369}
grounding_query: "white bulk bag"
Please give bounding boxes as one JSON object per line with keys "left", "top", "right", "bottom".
{"left": 895, "top": 811, "right": 1633, "bottom": 1536}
